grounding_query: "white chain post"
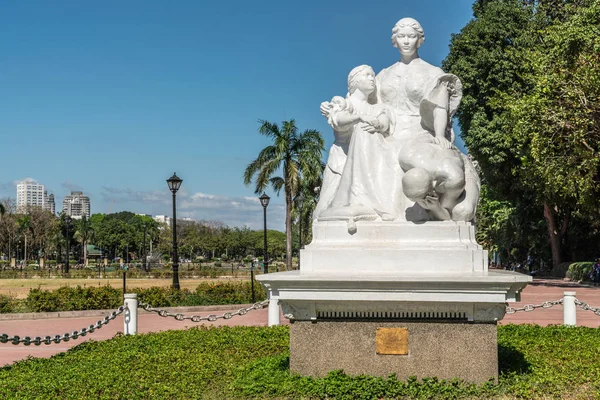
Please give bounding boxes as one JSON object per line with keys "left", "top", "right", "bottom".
{"left": 124, "top": 293, "right": 138, "bottom": 335}
{"left": 563, "top": 291, "right": 577, "bottom": 326}
{"left": 268, "top": 289, "right": 280, "bottom": 326}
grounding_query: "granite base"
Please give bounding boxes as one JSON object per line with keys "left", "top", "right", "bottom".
{"left": 290, "top": 320, "right": 498, "bottom": 383}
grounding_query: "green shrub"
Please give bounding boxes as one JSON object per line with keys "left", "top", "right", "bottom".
{"left": 22, "top": 280, "right": 265, "bottom": 313}
{"left": 25, "top": 286, "right": 122, "bottom": 312}
{"left": 566, "top": 262, "right": 594, "bottom": 281}
{"left": 195, "top": 281, "right": 266, "bottom": 305}
{"left": 1, "top": 325, "right": 600, "bottom": 399}
{"left": 0, "top": 295, "right": 15, "bottom": 313}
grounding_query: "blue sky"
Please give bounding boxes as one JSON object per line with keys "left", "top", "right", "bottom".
{"left": 1, "top": 0, "right": 475, "bottom": 229}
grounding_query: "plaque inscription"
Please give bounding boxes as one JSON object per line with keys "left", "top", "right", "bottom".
{"left": 376, "top": 328, "right": 408, "bottom": 355}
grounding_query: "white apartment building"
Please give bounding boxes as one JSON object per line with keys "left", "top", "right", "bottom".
{"left": 63, "top": 191, "right": 91, "bottom": 219}
{"left": 16, "top": 180, "right": 45, "bottom": 212}
{"left": 153, "top": 215, "right": 171, "bottom": 227}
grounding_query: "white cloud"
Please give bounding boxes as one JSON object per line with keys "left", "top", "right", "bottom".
{"left": 13, "top": 177, "right": 37, "bottom": 185}
{"left": 61, "top": 180, "right": 84, "bottom": 193}
{"left": 100, "top": 186, "right": 285, "bottom": 230}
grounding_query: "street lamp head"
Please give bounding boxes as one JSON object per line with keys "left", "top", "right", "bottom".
{"left": 167, "top": 172, "right": 183, "bottom": 194}
{"left": 259, "top": 193, "right": 270, "bottom": 208}
{"left": 65, "top": 216, "right": 71, "bottom": 225}
{"left": 296, "top": 192, "right": 305, "bottom": 208}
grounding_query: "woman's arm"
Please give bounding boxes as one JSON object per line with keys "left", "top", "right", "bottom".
{"left": 433, "top": 107, "right": 452, "bottom": 149}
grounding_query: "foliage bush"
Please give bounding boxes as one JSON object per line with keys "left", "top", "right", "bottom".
{"left": 0, "top": 295, "right": 15, "bottom": 314}
{"left": 0, "top": 325, "right": 600, "bottom": 399}
{"left": 566, "top": 262, "right": 594, "bottom": 281}
{"left": 14, "top": 281, "right": 268, "bottom": 313}
{"left": 25, "top": 286, "right": 123, "bottom": 312}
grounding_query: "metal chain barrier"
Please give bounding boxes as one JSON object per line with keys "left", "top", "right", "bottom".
{"left": 574, "top": 299, "right": 600, "bottom": 316}
{"left": 138, "top": 300, "right": 270, "bottom": 322}
{"left": 506, "top": 299, "right": 563, "bottom": 314}
{"left": 0, "top": 306, "right": 127, "bottom": 346}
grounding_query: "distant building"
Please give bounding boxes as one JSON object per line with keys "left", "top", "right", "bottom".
{"left": 153, "top": 215, "right": 171, "bottom": 227}
{"left": 63, "top": 191, "right": 91, "bottom": 219}
{"left": 16, "top": 180, "right": 45, "bottom": 212}
{"left": 43, "top": 191, "right": 55, "bottom": 215}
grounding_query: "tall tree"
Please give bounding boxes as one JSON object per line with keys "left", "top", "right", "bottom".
{"left": 244, "top": 119, "right": 324, "bottom": 270}
{"left": 74, "top": 215, "right": 94, "bottom": 265}
{"left": 444, "top": 0, "right": 600, "bottom": 267}
{"left": 16, "top": 215, "right": 32, "bottom": 263}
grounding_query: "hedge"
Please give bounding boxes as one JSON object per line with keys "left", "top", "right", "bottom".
{"left": 0, "top": 325, "right": 599, "bottom": 399}
{"left": 1, "top": 281, "right": 267, "bottom": 313}
{"left": 566, "top": 262, "right": 595, "bottom": 281}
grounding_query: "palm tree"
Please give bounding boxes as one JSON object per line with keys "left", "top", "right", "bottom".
{"left": 244, "top": 119, "right": 324, "bottom": 271}
{"left": 74, "top": 215, "right": 94, "bottom": 266}
{"left": 17, "top": 215, "right": 32, "bottom": 264}
{"left": 293, "top": 176, "right": 322, "bottom": 256}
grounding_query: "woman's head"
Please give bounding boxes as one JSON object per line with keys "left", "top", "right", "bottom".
{"left": 391, "top": 18, "right": 425, "bottom": 55}
{"left": 347, "top": 65, "right": 376, "bottom": 96}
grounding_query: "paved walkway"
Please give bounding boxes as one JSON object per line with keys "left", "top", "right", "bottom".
{"left": 1, "top": 278, "right": 599, "bottom": 367}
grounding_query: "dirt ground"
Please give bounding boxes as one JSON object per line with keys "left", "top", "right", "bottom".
{"left": 0, "top": 277, "right": 244, "bottom": 299}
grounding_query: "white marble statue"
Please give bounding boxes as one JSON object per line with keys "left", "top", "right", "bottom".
{"left": 316, "top": 17, "right": 480, "bottom": 226}
{"left": 316, "top": 65, "right": 402, "bottom": 232}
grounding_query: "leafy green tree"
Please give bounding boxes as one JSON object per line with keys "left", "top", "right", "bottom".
{"left": 16, "top": 215, "right": 32, "bottom": 262}
{"left": 503, "top": 1, "right": 600, "bottom": 266}
{"left": 243, "top": 119, "right": 324, "bottom": 270}
{"left": 444, "top": 0, "right": 600, "bottom": 267}
{"left": 74, "top": 216, "right": 94, "bottom": 265}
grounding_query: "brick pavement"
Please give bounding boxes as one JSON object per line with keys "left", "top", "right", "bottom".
{"left": 1, "top": 278, "right": 598, "bottom": 367}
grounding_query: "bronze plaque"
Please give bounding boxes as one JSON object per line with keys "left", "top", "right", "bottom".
{"left": 376, "top": 328, "right": 408, "bottom": 355}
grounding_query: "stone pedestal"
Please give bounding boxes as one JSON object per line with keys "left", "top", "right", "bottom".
{"left": 257, "top": 221, "right": 531, "bottom": 383}
{"left": 291, "top": 320, "right": 497, "bottom": 383}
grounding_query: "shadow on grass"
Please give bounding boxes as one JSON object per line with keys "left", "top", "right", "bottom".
{"left": 498, "top": 344, "right": 530, "bottom": 374}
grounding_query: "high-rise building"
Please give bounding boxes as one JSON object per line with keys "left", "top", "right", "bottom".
{"left": 43, "top": 191, "right": 56, "bottom": 215}
{"left": 63, "top": 191, "right": 91, "bottom": 219}
{"left": 16, "top": 180, "right": 45, "bottom": 212}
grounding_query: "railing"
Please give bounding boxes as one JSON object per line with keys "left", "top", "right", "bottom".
{"left": 2, "top": 290, "right": 598, "bottom": 346}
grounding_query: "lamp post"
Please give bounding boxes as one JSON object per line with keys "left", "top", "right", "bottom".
{"left": 142, "top": 222, "right": 147, "bottom": 272}
{"left": 259, "top": 193, "right": 270, "bottom": 274}
{"left": 167, "top": 172, "right": 183, "bottom": 290}
{"left": 65, "top": 216, "right": 71, "bottom": 274}
{"left": 296, "top": 192, "right": 304, "bottom": 269}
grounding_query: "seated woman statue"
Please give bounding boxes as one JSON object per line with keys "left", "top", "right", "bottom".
{"left": 316, "top": 65, "right": 403, "bottom": 231}
{"left": 376, "top": 17, "right": 480, "bottom": 221}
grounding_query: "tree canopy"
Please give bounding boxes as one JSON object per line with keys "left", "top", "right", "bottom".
{"left": 444, "top": 0, "right": 600, "bottom": 266}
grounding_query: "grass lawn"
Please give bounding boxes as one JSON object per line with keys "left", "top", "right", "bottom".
{"left": 0, "top": 278, "right": 244, "bottom": 299}
{"left": 1, "top": 324, "right": 600, "bottom": 399}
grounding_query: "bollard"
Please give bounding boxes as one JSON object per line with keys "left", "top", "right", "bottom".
{"left": 563, "top": 291, "right": 577, "bottom": 326}
{"left": 124, "top": 293, "right": 138, "bottom": 335}
{"left": 268, "top": 290, "right": 280, "bottom": 327}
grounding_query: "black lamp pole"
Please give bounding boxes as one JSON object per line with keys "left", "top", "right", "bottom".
{"left": 142, "top": 222, "right": 147, "bottom": 272}
{"left": 259, "top": 193, "right": 270, "bottom": 274}
{"left": 65, "top": 216, "right": 71, "bottom": 274}
{"left": 167, "top": 173, "right": 183, "bottom": 290}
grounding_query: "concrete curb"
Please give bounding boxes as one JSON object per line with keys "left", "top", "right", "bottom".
{"left": 0, "top": 303, "right": 258, "bottom": 321}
